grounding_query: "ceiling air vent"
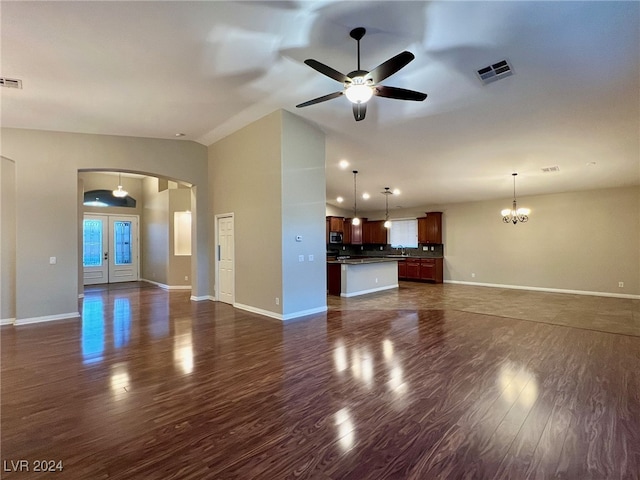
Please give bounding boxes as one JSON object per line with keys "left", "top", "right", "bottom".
{"left": 541, "top": 166, "right": 560, "bottom": 173}
{"left": 0, "top": 77, "right": 23, "bottom": 89}
{"left": 477, "top": 60, "right": 513, "bottom": 85}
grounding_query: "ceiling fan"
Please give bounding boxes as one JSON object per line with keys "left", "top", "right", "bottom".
{"left": 296, "top": 27, "right": 427, "bottom": 121}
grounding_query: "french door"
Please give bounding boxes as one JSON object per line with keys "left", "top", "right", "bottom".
{"left": 83, "top": 214, "right": 139, "bottom": 285}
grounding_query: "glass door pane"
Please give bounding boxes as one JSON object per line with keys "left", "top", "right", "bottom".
{"left": 83, "top": 219, "right": 103, "bottom": 267}
{"left": 113, "top": 221, "right": 132, "bottom": 265}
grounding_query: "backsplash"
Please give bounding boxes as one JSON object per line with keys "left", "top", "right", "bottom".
{"left": 328, "top": 243, "right": 444, "bottom": 258}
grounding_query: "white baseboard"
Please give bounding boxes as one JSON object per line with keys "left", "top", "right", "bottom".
{"left": 1, "top": 318, "right": 16, "bottom": 326}
{"left": 444, "top": 280, "right": 640, "bottom": 300}
{"left": 14, "top": 311, "right": 80, "bottom": 326}
{"left": 340, "top": 284, "right": 399, "bottom": 298}
{"left": 140, "top": 278, "right": 191, "bottom": 291}
{"left": 191, "top": 295, "right": 215, "bottom": 302}
{"left": 234, "top": 302, "right": 328, "bottom": 322}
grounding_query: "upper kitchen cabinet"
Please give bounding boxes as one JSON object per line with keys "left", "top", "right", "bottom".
{"left": 343, "top": 218, "right": 364, "bottom": 245}
{"left": 327, "top": 216, "right": 344, "bottom": 233}
{"left": 363, "top": 220, "right": 388, "bottom": 244}
{"left": 418, "top": 212, "right": 442, "bottom": 244}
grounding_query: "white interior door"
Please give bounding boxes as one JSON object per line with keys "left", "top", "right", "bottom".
{"left": 83, "top": 214, "right": 108, "bottom": 285}
{"left": 217, "top": 215, "right": 234, "bottom": 304}
{"left": 83, "top": 214, "right": 139, "bottom": 285}
{"left": 108, "top": 216, "right": 139, "bottom": 283}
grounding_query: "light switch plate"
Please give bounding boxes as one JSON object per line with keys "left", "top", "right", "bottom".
{"left": 298, "top": 255, "right": 304, "bottom": 262}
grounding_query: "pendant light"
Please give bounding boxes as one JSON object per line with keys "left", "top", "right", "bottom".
{"left": 501, "top": 173, "right": 529, "bottom": 224}
{"left": 352, "top": 170, "right": 360, "bottom": 226}
{"left": 112, "top": 172, "right": 128, "bottom": 198}
{"left": 382, "top": 187, "right": 393, "bottom": 228}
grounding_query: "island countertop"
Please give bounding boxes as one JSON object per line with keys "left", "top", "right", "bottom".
{"left": 327, "top": 258, "right": 399, "bottom": 265}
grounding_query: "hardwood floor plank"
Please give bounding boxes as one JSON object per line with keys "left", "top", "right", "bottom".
{"left": 2, "top": 282, "right": 639, "bottom": 479}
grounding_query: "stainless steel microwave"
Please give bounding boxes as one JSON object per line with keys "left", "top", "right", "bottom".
{"left": 329, "top": 232, "right": 343, "bottom": 244}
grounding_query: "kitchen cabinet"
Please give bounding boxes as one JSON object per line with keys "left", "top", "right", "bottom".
{"left": 405, "top": 258, "right": 421, "bottom": 279}
{"left": 418, "top": 212, "right": 442, "bottom": 244}
{"left": 327, "top": 216, "right": 344, "bottom": 233}
{"left": 327, "top": 263, "right": 341, "bottom": 295}
{"left": 398, "top": 257, "right": 443, "bottom": 283}
{"left": 397, "top": 259, "right": 407, "bottom": 278}
{"left": 363, "top": 220, "right": 387, "bottom": 244}
{"left": 343, "top": 218, "right": 364, "bottom": 245}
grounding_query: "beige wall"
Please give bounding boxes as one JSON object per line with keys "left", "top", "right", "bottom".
{"left": 1, "top": 157, "right": 17, "bottom": 321}
{"left": 141, "top": 177, "right": 169, "bottom": 285}
{"left": 209, "top": 110, "right": 327, "bottom": 319}
{"left": 280, "top": 110, "right": 326, "bottom": 316}
{"left": 382, "top": 186, "right": 639, "bottom": 296}
{"left": 1, "top": 128, "right": 208, "bottom": 321}
{"left": 168, "top": 188, "right": 192, "bottom": 287}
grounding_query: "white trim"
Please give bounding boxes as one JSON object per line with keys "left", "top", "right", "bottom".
{"left": 444, "top": 280, "right": 640, "bottom": 300}
{"left": 14, "top": 312, "right": 80, "bottom": 326}
{"left": 340, "top": 284, "right": 399, "bottom": 298}
{"left": 191, "top": 295, "right": 215, "bottom": 302}
{"left": 1, "top": 318, "right": 16, "bottom": 326}
{"left": 234, "top": 303, "right": 327, "bottom": 322}
{"left": 141, "top": 278, "right": 191, "bottom": 290}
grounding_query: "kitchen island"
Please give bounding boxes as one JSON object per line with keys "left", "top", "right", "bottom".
{"left": 327, "top": 258, "right": 399, "bottom": 297}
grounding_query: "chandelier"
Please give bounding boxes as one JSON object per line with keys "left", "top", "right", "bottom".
{"left": 112, "top": 172, "right": 128, "bottom": 198}
{"left": 501, "top": 173, "right": 529, "bottom": 224}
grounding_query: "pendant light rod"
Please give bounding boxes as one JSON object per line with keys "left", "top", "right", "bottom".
{"left": 352, "top": 170, "right": 360, "bottom": 226}
{"left": 382, "top": 187, "right": 392, "bottom": 228}
{"left": 501, "top": 172, "right": 529, "bottom": 224}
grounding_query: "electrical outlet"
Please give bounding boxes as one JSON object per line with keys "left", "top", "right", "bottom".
{"left": 275, "top": 297, "right": 279, "bottom": 305}
{"left": 380, "top": 246, "right": 383, "bottom": 250}
{"left": 298, "top": 255, "right": 304, "bottom": 262}
{"left": 184, "top": 276, "right": 188, "bottom": 281}
{"left": 618, "top": 281, "right": 624, "bottom": 288}
{"left": 471, "top": 273, "right": 476, "bottom": 278}
{"left": 49, "top": 256, "right": 57, "bottom": 265}
{"left": 375, "top": 278, "right": 378, "bottom": 284}
{"left": 308, "top": 254, "right": 314, "bottom": 262}
{"left": 423, "top": 246, "right": 428, "bottom": 251}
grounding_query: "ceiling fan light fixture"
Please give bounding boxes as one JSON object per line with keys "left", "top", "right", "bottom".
{"left": 345, "top": 81, "right": 373, "bottom": 104}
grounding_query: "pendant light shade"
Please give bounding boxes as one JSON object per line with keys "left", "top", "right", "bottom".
{"left": 382, "top": 187, "right": 393, "bottom": 228}
{"left": 112, "top": 172, "right": 128, "bottom": 198}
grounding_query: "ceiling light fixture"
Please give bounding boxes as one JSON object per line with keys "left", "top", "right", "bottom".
{"left": 112, "top": 172, "right": 128, "bottom": 198}
{"left": 501, "top": 173, "right": 529, "bottom": 224}
{"left": 344, "top": 77, "right": 373, "bottom": 104}
{"left": 352, "top": 170, "right": 360, "bottom": 226}
{"left": 362, "top": 192, "right": 370, "bottom": 200}
{"left": 337, "top": 196, "right": 344, "bottom": 203}
{"left": 339, "top": 160, "right": 349, "bottom": 169}
{"left": 382, "top": 187, "right": 393, "bottom": 228}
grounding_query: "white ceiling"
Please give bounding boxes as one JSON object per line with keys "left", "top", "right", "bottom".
{"left": 2, "top": 1, "right": 639, "bottom": 213}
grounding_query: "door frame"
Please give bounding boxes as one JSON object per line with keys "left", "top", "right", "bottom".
{"left": 214, "top": 213, "right": 235, "bottom": 303}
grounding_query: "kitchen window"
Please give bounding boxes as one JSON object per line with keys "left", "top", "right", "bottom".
{"left": 389, "top": 219, "right": 418, "bottom": 248}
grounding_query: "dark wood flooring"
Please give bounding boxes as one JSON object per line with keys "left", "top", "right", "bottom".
{"left": 1, "top": 282, "right": 639, "bottom": 479}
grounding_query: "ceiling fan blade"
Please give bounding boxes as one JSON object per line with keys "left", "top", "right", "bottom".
{"left": 352, "top": 102, "right": 367, "bottom": 121}
{"left": 304, "top": 59, "right": 349, "bottom": 83}
{"left": 296, "top": 91, "right": 343, "bottom": 108}
{"left": 374, "top": 85, "right": 427, "bottom": 101}
{"left": 366, "top": 51, "right": 415, "bottom": 84}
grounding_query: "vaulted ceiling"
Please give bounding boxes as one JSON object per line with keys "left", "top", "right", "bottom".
{"left": 2, "top": 1, "right": 638, "bottom": 212}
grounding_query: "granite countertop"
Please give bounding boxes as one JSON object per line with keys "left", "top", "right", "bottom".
{"left": 327, "top": 258, "right": 401, "bottom": 265}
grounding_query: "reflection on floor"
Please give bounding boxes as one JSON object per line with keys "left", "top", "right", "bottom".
{"left": 331, "top": 281, "right": 640, "bottom": 337}
{"left": 1, "top": 281, "right": 639, "bottom": 479}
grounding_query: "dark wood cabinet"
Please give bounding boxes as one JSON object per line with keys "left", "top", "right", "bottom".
{"left": 397, "top": 259, "right": 407, "bottom": 278}
{"left": 327, "top": 263, "right": 341, "bottom": 295}
{"left": 405, "top": 259, "right": 421, "bottom": 279}
{"left": 343, "top": 218, "right": 364, "bottom": 245}
{"left": 418, "top": 212, "right": 442, "bottom": 244}
{"left": 398, "top": 257, "right": 443, "bottom": 283}
{"left": 328, "top": 216, "right": 344, "bottom": 233}
{"left": 363, "top": 220, "right": 387, "bottom": 244}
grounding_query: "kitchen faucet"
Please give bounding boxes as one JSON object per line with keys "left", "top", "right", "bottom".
{"left": 397, "top": 245, "right": 405, "bottom": 256}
